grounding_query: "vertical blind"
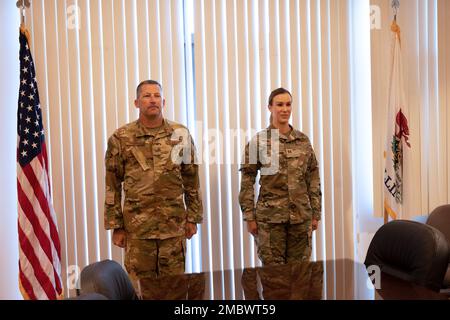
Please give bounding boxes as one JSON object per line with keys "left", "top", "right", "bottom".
{"left": 27, "top": 0, "right": 360, "bottom": 298}
{"left": 371, "top": 0, "right": 450, "bottom": 219}
{"left": 193, "top": 0, "right": 357, "bottom": 299}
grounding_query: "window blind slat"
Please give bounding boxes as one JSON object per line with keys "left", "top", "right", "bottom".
{"left": 41, "top": 0, "right": 70, "bottom": 293}
{"left": 317, "top": 0, "right": 331, "bottom": 263}
{"left": 289, "top": 0, "right": 301, "bottom": 129}
{"left": 193, "top": 0, "right": 215, "bottom": 298}
{"left": 136, "top": 0, "right": 151, "bottom": 80}
{"left": 337, "top": 0, "right": 354, "bottom": 283}
{"left": 148, "top": 0, "right": 162, "bottom": 82}
{"left": 258, "top": 0, "right": 270, "bottom": 126}
{"left": 113, "top": 0, "right": 129, "bottom": 127}
{"left": 299, "top": 0, "right": 312, "bottom": 136}
{"left": 171, "top": 0, "right": 187, "bottom": 125}
{"left": 204, "top": 0, "right": 227, "bottom": 299}
{"left": 279, "top": 0, "right": 291, "bottom": 88}
{"left": 225, "top": 0, "right": 246, "bottom": 297}
{"left": 78, "top": 0, "right": 101, "bottom": 265}
{"left": 183, "top": 0, "right": 197, "bottom": 274}
{"left": 325, "top": 0, "right": 341, "bottom": 299}
{"left": 99, "top": 0, "right": 123, "bottom": 264}
{"left": 160, "top": 0, "right": 175, "bottom": 120}
{"left": 425, "top": 0, "right": 442, "bottom": 208}
{"left": 65, "top": 0, "right": 89, "bottom": 270}
{"left": 235, "top": 0, "right": 256, "bottom": 269}
{"left": 87, "top": 0, "right": 111, "bottom": 262}
{"left": 217, "top": 0, "right": 236, "bottom": 299}
{"left": 54, "top": 0, "right": 79, "bottom": 284}
{"left": 268, "top": 0, "right": 280, "bottom": 88}
{"left": 438, "top": 0, "right": 450, "bottom": 202}
{"left": 319, "top": 0, "right": 333, "bottom": 297}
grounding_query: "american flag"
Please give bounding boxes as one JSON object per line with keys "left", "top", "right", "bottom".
{"left": 17, "top": 29, "right": 63, "bottom": 300}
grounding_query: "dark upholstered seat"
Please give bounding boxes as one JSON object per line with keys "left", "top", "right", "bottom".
{"left": 364, "top": 220, "right": 449, "bottom": 292}
{"left": 79, "top": 259, "right": 138, "bottom": 300}
{"left": 426, "top": 205, "right": 450, "bottom": 288}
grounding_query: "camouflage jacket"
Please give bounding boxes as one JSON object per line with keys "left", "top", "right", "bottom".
{"left": 239, "top": 125, "right": 321, "bottom": 224}
{"left": 104, "top": 119, "right": 203, "bottom": 240}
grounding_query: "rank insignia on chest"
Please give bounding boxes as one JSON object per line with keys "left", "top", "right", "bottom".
{"left": 286, "top": 148, "right": 302, "bottom": 158}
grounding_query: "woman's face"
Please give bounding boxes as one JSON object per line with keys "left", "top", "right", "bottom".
{"left": 269, "top": 93, "right": 292, "bottom": 127}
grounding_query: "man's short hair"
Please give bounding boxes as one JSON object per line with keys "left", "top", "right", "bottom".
{"left": 268, "top": 87, "right": 292, "bottom": 106}
{"left": 136, "top": 80, "right": 163, "bottom": 98}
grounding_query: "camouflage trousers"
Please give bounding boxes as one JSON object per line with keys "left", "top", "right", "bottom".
{"left": 124, "top": 236, "right": 186, "bottom": 290}
{"left": 255, "top": 221, "right": 312, "bottom": 266}
{"left": 139, "top": 273, "right": 206, "bottom": 300}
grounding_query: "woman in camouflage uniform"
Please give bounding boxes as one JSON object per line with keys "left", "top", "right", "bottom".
{"left": 239, "top": 88, "right": 321, "bottom": 265}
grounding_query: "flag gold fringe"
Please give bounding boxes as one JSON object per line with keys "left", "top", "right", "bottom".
{"left": 19, "top": 24, "right": 32, "bottom": 47}
{"left": 19, "top": 277, "right": 30, "bottom": 300}
{"left": 391, "top": 20, "right": 401, "bottom": 48}
{"left": 384, "top": 199, "right": 398, "bottom": 221}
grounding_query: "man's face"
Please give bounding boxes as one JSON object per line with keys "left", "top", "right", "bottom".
{"left": 134, "top": 84, "right": 165, "bottom": 119}
{"left": 269, "top": 93, "right": 292, "bottom": 126}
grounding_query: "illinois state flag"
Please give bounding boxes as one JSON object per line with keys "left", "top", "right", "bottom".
{"left": 17, "top": 27, "right": 63, "bottom": 299}
{"left": 383, "top": 21, "right": 411, "bottom": 220}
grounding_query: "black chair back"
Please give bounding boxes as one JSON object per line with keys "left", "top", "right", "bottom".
{"left": 426, "top": 205, "right": 450, "bottom": 287}
{"left": 365, "top": 220, "right": 449, "bottom": 291}
{"left": 80, "top": 259, "right": 138, "bottom": 300}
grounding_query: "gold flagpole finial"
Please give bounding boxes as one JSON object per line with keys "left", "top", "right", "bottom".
{"left": 391, "top": 0, "right": 401, "bottom": 47}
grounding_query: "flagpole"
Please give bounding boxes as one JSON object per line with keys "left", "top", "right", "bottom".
{"left": 383, "top": 0, "right": 408, "bottom": 225}
{"left": 16, "top": 0, "right": 30, "bottom": 28}
{"left": 17, "top": 0, "right": 32, "bottom": 47}
{"left": 391, "top": 0, "right": 400, "bottom": 22}
{"left": 384, "top": 1, "right": 401, "bottom": 226}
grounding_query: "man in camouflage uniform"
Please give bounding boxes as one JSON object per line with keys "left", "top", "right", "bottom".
{"left": 104, "top": 80, "right": 203, "bottom": 284}
{"left": 239, "top": 87, "right": 321, "bottom": 265}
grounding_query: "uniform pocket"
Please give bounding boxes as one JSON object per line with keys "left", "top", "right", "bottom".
{"left": 124, "top": 197, "right": 142, "bottom": 214}
{"left": 123, "top": 172, "right": 139, "bottom": 192}
{"left": 130, "top": 147, "right": 151, "bottom": 171}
